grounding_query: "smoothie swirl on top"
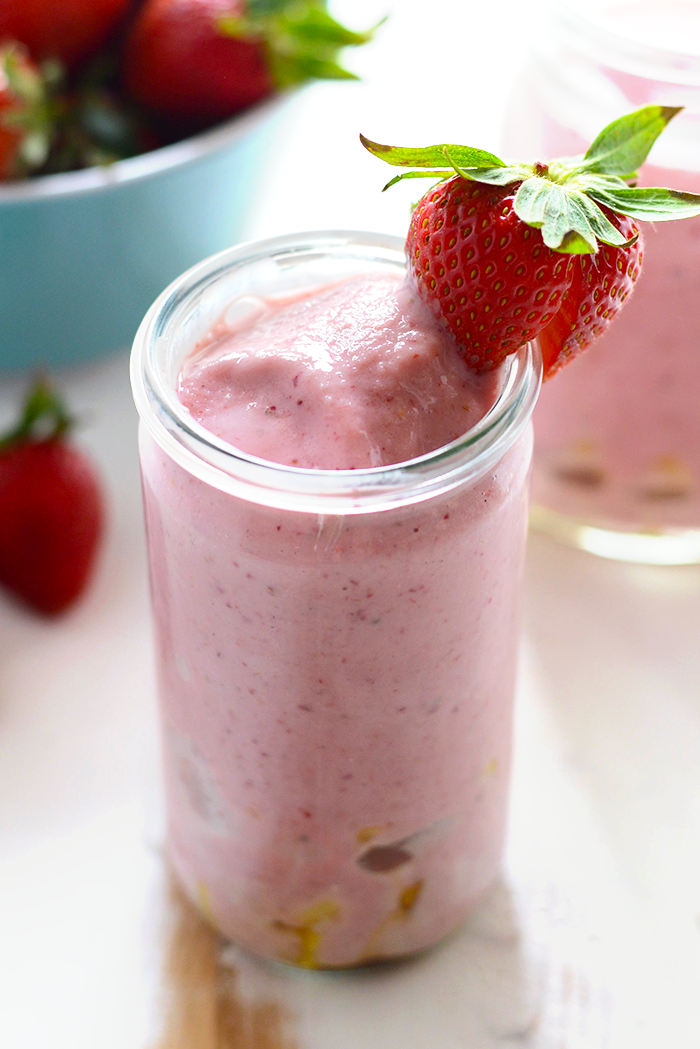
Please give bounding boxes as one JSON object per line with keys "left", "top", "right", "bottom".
{"left": 178, "top": 273, "right": 500, "bottom": 470}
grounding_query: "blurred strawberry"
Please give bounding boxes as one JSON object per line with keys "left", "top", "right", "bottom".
{"left": 0, "top": 43, "right": 60, "bottom": 178}
{"left": 122, "top": 0, "right": 376, "bottom": 123}
{"left": 0, "top": 43, "right": 162, "bottom": 176}
{"left": 0, "top": 380, "right": 105, "bottom": 616}
{"left": 0, "top": 0, "right": 132, "bottom": 69}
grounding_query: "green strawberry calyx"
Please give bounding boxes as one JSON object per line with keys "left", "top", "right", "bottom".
{"left": 361, "top": 106, "right": 700, "bottom": 254}
{"left": 0, "top": 380, "right": 74, "bottom": 453}
{"left": 218, "top": 0, "right": 382, "bottom": 88}
{"left": 0, "top": 44, "right": 64, "bottom": 174}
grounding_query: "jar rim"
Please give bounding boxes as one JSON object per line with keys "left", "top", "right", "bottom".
{"left": 130, "top": 230, "right": 541, "bottom": 514}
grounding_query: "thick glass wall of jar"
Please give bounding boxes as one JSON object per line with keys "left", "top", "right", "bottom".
{"left": 131, "top": 232, "right": 540, "bottom": 968}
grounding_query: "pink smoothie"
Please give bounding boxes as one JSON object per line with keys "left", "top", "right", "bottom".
{"left": 139, "top": 269, "right": 532, "bottom": 967}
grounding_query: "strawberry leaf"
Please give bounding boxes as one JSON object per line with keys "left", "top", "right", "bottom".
{"left": 218, "top": 1, "right": 377, "bottom": 89}
{"left": 0, "top": 379, "right": 73, "bottom": 450}
{"left": 282, "top": 5, "right": 378, "bottom": 46}
{"left": 216, "top": 14, "right": 248, "bottom": 38}
{"left": 380, "top": 169, "right": 453, "bottom": 190}
{"left": 0, "top": 46, "right": 63, "bottom": 173}
{"left": 586, "top": 184, "right": 700, "bottom": 220}
{"left": 512, "top": 176, "right": 554, "bottom": 227}
{"left": 541, "top": 185, "right": 598, "bottom": 253}
{"left": 446, "top": 156, "right": 528, "bottom": 187}
{"left": 271, "top": 53, "right": 358, "bottom": 85}
{"left": 573, "top": 191, "right": 637, "bottom": 246}
{"left": 514, "top": 180, "right": 598, "bottom": 252}
{"left": 247, "top": 0, "right": 292, "bottom": 13}
{"left": 360, "top": 136, "right": 506, "bottom": 171}
{"left": 579, "top": 105, "right": 682, "bottom": 176}
{"left": 515, "top": 183, "right": 636, "bottom": 252}
{"left": 2, "top": 46, "right": 44, "bottom": 104}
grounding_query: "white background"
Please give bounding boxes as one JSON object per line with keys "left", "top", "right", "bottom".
{"left": 1, "top": 1, "right": 700, "bottom": 1046}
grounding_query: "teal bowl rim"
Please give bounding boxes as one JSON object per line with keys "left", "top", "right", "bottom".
{"left": 0, "top": 92, "right": 290, "bottom": 204}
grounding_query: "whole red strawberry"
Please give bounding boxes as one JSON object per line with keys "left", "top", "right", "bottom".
{"left": 362, "top": 106, "right": 700, "bottom": 378}
{"left": 0, "top": 0, "right": 131, "bottom": 69}
{"left": 0, "top": 381, "right": 104, "bottom": 615}
{"left": 122, "top": 0, "right": 376, "bottom": 123}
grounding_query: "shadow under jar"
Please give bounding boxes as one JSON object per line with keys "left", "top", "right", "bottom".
{"left": 503, "top": 0, "right": 700, "bottom": 563}
{"left": 130, "top": 231, "right": 540, "bottom": 968}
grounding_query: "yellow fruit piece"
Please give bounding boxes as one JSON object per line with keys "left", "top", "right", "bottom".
{"left": 196, "top": 881, "right": 216, "bottom": 925}
{"left": 273, "top": 897, "right": 342, "bottom": 969}
{"left": 356, "top": 824, "right": 384, "bottom": 844}
{"left": 360, "top": 879, "right": 426, "bottom": 962}
{"left": 295, "top": 926, "right": 321, "bottom": 969}
{"left": 398, "top": 880, "right": 424, "bottom": 915}
{"left": 298, "top": 898, "right": 342, "bottom": 926}
{"left": 639, "top": 455, "right": 693, "bottom": 501}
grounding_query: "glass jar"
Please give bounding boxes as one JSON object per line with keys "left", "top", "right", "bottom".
{"left": 503, "top": 0, "right": 700, "bottom": 563}
{"left": 130, "top": 231, "right": 540, "bottom": 968}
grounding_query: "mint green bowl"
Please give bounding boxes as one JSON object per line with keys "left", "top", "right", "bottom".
{"left": 0, "top": 96, "right": 287, "bottom": 372}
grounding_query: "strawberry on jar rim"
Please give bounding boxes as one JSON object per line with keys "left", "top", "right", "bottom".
{"left": 122, "top": 0, "right": 378, "bottom": 123}
{"left": 362, "top": 106, "right": 700, "bottom": 379}
{"left": 0, "top": 380, "right": 104, "bottom": 616}
{"left": 0, "top": 0, "right": 131, "bottom": 69}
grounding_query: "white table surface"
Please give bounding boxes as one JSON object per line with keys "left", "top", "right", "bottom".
{"left": 2, "top": 2, "right": 700, "bottom": 1046}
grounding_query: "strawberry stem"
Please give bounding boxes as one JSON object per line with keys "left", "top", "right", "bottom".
{"left": 362, "top": 106, "right": 700, "bottom": 255}
{"left": 0, "top": 379, "right": 74, "bottom": 451}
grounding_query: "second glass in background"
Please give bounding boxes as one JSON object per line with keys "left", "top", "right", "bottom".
{"left": 504, "top": 0, "right": 700, "bottom": 563}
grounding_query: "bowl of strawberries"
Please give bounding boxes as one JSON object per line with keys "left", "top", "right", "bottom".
{"left": 0, "top": 0, "right": 373, "bottom": 371}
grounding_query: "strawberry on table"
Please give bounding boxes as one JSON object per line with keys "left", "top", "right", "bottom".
{"left": 362, "top": 106, "right": 700, "bottom": 379}
{"left": 0, "top": 0, "right": 131, "bottom": 69}
{"left": 122, "top": 0, "right": 377, "bottom": 123}
{"left": 0, "top": 380, "right": 104, "bottom": 616}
